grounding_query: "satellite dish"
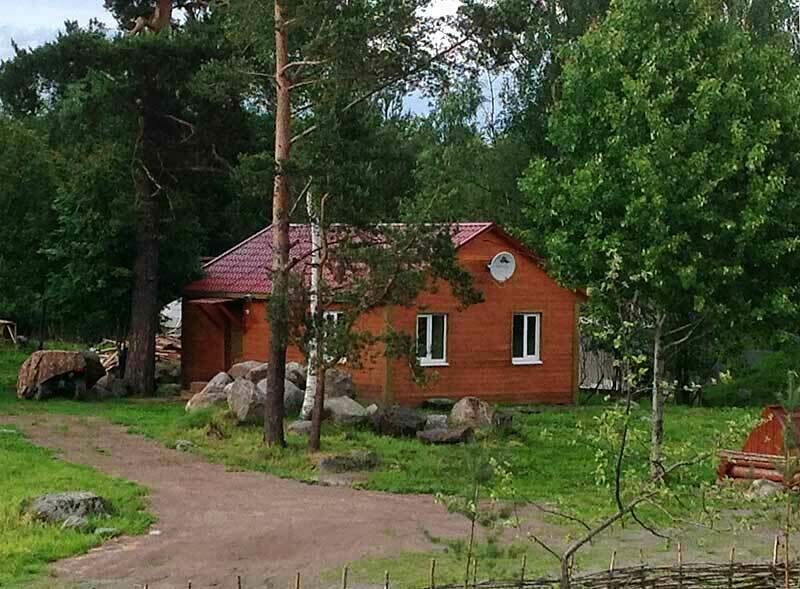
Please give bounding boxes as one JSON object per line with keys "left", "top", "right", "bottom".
{"left": 489, "top": 251, "right": 516, "bottom": 283}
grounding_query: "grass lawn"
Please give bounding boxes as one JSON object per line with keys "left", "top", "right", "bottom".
{"left": 0, "top": 343, "right": 770, "bottom": 586}
{"left": 0, "top": 427, "right": 153, "bottom": 587}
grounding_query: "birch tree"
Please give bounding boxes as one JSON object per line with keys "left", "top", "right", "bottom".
{"left": 222, "top": 0, "right": 474, "bottom": 446}
{"left": 521, "top": 0, "right": 800, "bottom": 478}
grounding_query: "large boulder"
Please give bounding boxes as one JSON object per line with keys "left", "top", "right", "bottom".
{"left": 323, "top": 396, "right": 367, "bottom": 426}
{"left": 371, "top": 405, "right": 427, "bottom": 437}
{"left": 284, "top": 379, "right": 305, "bottom": 414}
{"left": 256, "top": 378, "right": 308, "bottom": 415}
{"left": 26, "top": 491, "right": 109, "bottom": 524}
{"left": 416, "top": 426, "right": 474, "bottom": 445}
{"left": 226, "top": 378, "right": 264, "bottom": 424}
{"left": 749, "top": 478, "right": 784, "bottom": 498}
{"left": 155, "top": 360, "right": 181, "bottom": 384}
{"left": 90, "top": 373, "right": 129, "bottom": 400}
{"left": 288, "top": 420, "right": 313, "bottom": 435}
{"left": 285, "top": 362, "right": 307, "bottom": 390}
{"left": 425, "top": 414, "right": 449, "bottom": 431}
{"left": 318, "top": 450, "right": 379, "bottom": 473}
{"left": 229, "top": 360, "right": 270, "bottom": 383}
{"left": 17, "top": 350, "right": 105, "bottom": 400}
{"left": 228, "top": 360, "right": 263, "bottom": 380}
{"left": 450, "top": 397, "right": 495, "bottom": 429}
{"left": 325, "top": 368, "right": 355, "bottom": 398}
{"left": 185, "top": 372, "right": 232, "bottom": 412}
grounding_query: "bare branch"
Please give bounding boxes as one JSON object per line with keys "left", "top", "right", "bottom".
{"left": 281, "top": 59, "right": 326, "bottom": 75}
{"left": 291, "top": 31, "right": 475, "bottom": 145}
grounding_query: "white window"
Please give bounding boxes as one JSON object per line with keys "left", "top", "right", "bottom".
{"left": 417, "top": 313, "right": 448, "bottom": 366}
{"left": 512, "top": 312, "right": 541, "bottom": 365}
{"left": 323, "top": 310, "right": 341, "bottom": 325}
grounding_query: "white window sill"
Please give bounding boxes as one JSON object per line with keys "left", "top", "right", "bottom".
{"left": 419, "top": 359, "right": 449, "bottom": 367}
{"left": 512, "top": 358, "right": 543, "bottom": 366}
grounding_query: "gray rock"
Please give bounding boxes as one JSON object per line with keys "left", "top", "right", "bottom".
{"left": 94, "top": 527, "right": 120, "bottom": 537}
{"left": 749, "top": 478, "right": 784, "bottom": 498}
{"left": 493, "top": 410, "right": 514, "bottom": 432}
{"left": 288, "top": 420, "right": 313, "bottom": 435}
{"left": 91, "top": 373, "right": 129, "bottom": 400}
{"left": 27, "top": 491, "right": 109, "bottom": 524}
{"left": 228, "top": 360, "right": 264, "bottom": 380}
{"left": 155, "top": 360, "right": 181, "bottom": 384}
{"left": 318, "top": 450, "right": 379, "bottom": 473}
{"left": 416, "top": 427, "right": 474, "bottom": 445}
{"left": 324, "top": 396, "right": 367, "bottom": 426}
{"left": 185, "top": 372, "right": 233, "bottom": 412}
{"left": 424, "top": 397, "right": 456, "bottom": 410}
{"left": 365, "top": 404, "right": 379, "bottom": 417}
{"left": 285, "top": 362, "right": 307, "bottom": 390}
{"left": 325, "top": 368, "right": 355, "bottom": 398}
{"left": 371, "top": 405, "right": 427, "bottom": 437}
{"left": 174, "top": 439, "right": 194, "bottom": 452}
{"left": 226, "top": 378, "right": 264, "bottom": 424}
{"left": 61, "top": 515, "right": 89, "bottom": 530}
{"left": 208, "top": 371, "right": 233, "bottom": 388}
{"left": 245, "top": 362, "right": 270, "bottom": 383}
{"left": 284, "top": 379, "right": 305, "bottom": 414}
{"left": 450, "top": 397, "right": 495, "bottom": 429}
{"left": 425, "top": 414, "right": 449, "bottom": 430}
{"left": 255, "top": 378, "right": 307, "bottom": 415}
{"left": 185, "top": 388, "right": 227, "bottom": 413}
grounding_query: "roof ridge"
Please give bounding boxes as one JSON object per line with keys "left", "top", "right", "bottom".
{"left": 202, "top": 223, "right": 275, "bottom": 269}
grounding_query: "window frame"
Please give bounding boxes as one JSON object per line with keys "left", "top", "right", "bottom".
{"left": 416, "top": 313, "right": 448, "bottom": 367}
{"left": 511, "top": 312, "right": 542, "bottom": 365}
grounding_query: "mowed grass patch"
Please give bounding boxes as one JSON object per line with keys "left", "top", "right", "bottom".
{"left": 0, "top": 427, "right": 154, "bottom": 587}
{"left": 0, "top": 343, "right": 759, "bottom": 525}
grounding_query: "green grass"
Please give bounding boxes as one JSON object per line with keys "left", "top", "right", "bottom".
{"left": 0, "top": 427, "right": 154, "bottom": 587}
{"left": 0, "top": 343, "right": 767, "bottom": 586}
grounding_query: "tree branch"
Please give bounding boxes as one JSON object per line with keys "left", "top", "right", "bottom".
{"left": 290, "top": 31, "right": 475, "bottom": 145}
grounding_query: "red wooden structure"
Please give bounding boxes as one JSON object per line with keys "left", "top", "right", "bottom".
{"left": 718, "top": 406, "right": 800, "bottom": 484}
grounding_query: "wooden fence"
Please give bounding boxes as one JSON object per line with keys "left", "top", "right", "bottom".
{"left": 139, "top": 561, "right": 800, "bottom": 589}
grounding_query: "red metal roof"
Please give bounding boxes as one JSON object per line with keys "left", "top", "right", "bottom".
{"left": 184, "top": 223, "right": 494, "bottom": 297}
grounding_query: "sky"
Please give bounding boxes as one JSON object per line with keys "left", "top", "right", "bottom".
{"left": 0, "top": 0, "right": 462, "bottom": 62}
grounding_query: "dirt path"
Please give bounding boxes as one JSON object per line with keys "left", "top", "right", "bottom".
{"left": 2, "top": 415, "right": 469, "bottom": 589}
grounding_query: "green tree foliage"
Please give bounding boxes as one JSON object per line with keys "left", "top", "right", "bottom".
{"left": 520, "top": 0, "right": 800, "bottom": 473}
{"left": 0, "top": 119, "right": 58, "bottom": 332}
{"left": 0, "top": 17, "right": 256, "bottom": 350}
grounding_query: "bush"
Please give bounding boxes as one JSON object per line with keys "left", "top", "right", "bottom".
{"left": 703, "top": 345, "right": 800, "bottom": 407}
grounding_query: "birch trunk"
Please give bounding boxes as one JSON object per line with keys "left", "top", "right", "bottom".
{"left": 301, "top": 192, "right": 322, "bottom": 420}
{"left": 649, "top": 314, "right": 665, "bottom": 480}
{"left": 264, "top": 0, "right": 290, "bottom": 447}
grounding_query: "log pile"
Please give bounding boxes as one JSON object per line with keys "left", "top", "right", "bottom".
{"left": 96, "top": 335, "right": 181, "bottom": 372}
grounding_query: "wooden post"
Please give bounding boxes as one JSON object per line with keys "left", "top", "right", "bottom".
{"left": 341, "top": 566, "right": 349, "bottom": 589}
{"left": 295, "top": 572, "right": 301, "bottom": 589}
{"left": 238, "top": 574, "right": 243, "bottom": 589}
{"left": 728, "top": 545, "right": 735, "bottom": 589}
{"left": 608, "top": 549, "right": 616, "bottom": 589}
{"left": 430, "top": 559, "right": 437, "bottom": 589}
{"left": 775, "top": 536, "right": 781, "bottom": 566}
{"left": 677, "top": 543, "right": 683, "bottom": 589}
{"left": 473, "top": 557, "right": 478, "bottom": 588}
{"left": 384, "top": 570, "right": 390, "bottom": 589}
{"left": 464, "top": 555, "right": 471, "bottom": 589}
{"left": 519, "top": 554, "right": 527, "bottom": 588}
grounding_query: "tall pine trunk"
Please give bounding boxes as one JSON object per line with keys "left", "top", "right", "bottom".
{"left": 125, "top": 167, "right": 159, "bottom": 395}
{"left": 649, "top": 314, "right": 665, "bottom": 480}
{"left": 264, "top": 0, "right": 290, "bottom": 446}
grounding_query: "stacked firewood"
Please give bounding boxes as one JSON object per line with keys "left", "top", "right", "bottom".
{"left": 96, "top": 335, "right": 181, "bottom": 372}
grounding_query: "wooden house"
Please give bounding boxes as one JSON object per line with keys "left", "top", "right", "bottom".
{"left": 181, "top": 222, "right": 585, "bottom": 406}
